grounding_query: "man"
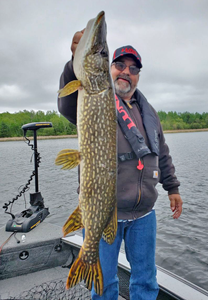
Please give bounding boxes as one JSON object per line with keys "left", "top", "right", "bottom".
{"left": 58, "top": 31, "right": 183, "bottom": 300}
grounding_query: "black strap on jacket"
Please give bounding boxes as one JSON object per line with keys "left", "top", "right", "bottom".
{"left": 115, "top": 92, "right": 159, "bottom": 160}
{"left": 135, "top": 89, "right": 159, "bottom": 156}
{"left": 118, "top": 152, "right": 136, "bottom": 162}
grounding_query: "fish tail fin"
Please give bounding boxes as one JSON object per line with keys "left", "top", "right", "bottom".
{"left": 55, "top": 149, "right": 81, "bottom": 170}
{"left": 102, "top": 204, "right": 117, "bottom": 244}
{"left": 66, "top": 247, "right": 103, "bottom": 296}
{"left": 58, "top": 80, "right": 82, "bottom": 98}
{"left": 63, "top": 206, "right": 83, "bottom": 236}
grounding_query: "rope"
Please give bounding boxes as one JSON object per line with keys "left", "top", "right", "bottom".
{"left": 2, "top": 135, "right": 41, "bottom": 218}
{"left": 0, "top": 232, "right": 16, "bottom": 254}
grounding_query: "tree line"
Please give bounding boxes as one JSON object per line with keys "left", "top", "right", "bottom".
{"left": 0, "top": 110, "right": 208, "bottom": 138}
{"left": 0, "top": 110, "right": 77, "bottom": 138}
{"left": 158, "top": 111, "right": 208, "bottom": 130}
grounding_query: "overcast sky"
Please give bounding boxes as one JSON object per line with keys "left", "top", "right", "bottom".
{"left": 0, "top": 0, "right": 207, "bottom": 114}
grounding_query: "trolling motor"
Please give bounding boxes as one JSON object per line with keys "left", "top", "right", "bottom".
{"left": 4, "top": 122, "right": 52, "bottom": 232}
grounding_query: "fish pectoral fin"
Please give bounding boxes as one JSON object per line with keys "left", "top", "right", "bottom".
{"left": 66, "top": 247, "right": 103, "bottom": 296}
{"left": 55, "top": 149, "right": 81, "bottom": 170}
{"left": 62, "top": 206, "right": 83, "bottom": 236}
{"left": 58, "top": 80, "right": 82, "bottom": 98}
{"left": 102, "top": 205, "right": 117, "bottom": 245}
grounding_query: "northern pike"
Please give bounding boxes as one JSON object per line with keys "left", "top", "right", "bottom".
{"left": 55, "top": 11, "right": 117, "bottom": 296}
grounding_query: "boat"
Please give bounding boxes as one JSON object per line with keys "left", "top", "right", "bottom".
{"left": 1, "top": 222, "right": 208, "bottom": 300}
{"left": 1, "top": 122, "right": 208, "bottom": 299}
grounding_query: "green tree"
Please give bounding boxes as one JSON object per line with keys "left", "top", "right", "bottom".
{"left": 0, "top": 122, "right": 11, "bottom": 137}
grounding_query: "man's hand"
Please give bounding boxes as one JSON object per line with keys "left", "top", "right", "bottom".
{"left": 71, "top": 29, "right": 85, "bottom": 57}
{"left": 169, "top": 194, "right": 183, "bottom": 219}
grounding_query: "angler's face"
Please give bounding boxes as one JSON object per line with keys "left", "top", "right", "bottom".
{"left": 111, "top": 56, "right": 140, "bottom": 100}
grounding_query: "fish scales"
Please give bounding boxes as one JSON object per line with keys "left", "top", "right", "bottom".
{"left": 56, "top": 11, "right": 117, "bottom": 296}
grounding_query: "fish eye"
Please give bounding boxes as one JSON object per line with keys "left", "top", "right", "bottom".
{"left": 101, "top": 49, "right": 108, "bottom": 57}
{"left": 98, "top": 45, "right": 108, "bottom": 57}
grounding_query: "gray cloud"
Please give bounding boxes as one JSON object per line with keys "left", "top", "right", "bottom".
{"left": 0, "top": 0, "right": 207, "bottom": 114}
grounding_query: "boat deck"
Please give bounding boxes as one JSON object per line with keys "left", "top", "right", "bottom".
{"left": 0, "top": 265, "right": 125, "bottom": 299}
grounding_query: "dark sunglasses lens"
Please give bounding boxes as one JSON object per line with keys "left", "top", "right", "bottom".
{"left": 114, "top": 62, "right": 140, "bottom": 75}
{"left": 129, "top": 66, "right": 140, "bottom": 75}
{"left": 115, "top": 62, "right": 126, "bottom": 71}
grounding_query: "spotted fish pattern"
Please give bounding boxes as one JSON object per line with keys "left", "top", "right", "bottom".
{"left": 56, "top": 11, "right": 117, "bottom": 296}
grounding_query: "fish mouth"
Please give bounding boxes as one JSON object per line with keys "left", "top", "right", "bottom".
{"left": 73, "top": 11, "right": 107, "bottom": 79}
{"left": 96, "top": 11, "right": 105, "bottom": 25}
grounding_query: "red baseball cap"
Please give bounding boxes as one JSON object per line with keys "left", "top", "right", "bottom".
{"left": 112, "top": 45, "right": 142, "bottom": 69}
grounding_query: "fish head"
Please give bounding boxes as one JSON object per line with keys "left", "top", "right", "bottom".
{"left": 73, "top": 11, "right": 112, "bottom": 93}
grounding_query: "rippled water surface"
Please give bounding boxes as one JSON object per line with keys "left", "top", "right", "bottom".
{"left": 0, "top": 132, "right": 208, "bottom": 291}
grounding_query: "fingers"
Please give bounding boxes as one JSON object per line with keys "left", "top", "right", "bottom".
{"left": 71, "top": 29, "right": 85, "bottom": 56}
{"left": 172, "top": 204, "right": 182, "bottom": 219}
{"left": 169, "top": 194, "right": 183, "bottom": 219}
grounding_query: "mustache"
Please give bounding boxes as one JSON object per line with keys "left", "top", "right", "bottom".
{"left": 115, "top": 74, "right": 132, "bottom": 85}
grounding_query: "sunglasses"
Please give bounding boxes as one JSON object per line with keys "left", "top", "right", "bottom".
{"left": 112, "top": 61, "right": 141, "bottom": 75}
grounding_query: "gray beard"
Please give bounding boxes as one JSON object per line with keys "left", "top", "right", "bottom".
{"left": 114, "top": 80, "right": 131, "bottom": 97}
{"left": 114, "top": 78, "right": 137, "bottom": 99}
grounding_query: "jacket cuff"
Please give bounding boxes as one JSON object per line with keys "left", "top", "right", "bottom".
{"left": 168, "top": 188, "right": 180, "bottom": 195}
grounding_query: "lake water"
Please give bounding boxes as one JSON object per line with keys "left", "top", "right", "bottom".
{"left": 0, "top": 132, "right": 208, "bottom": 291}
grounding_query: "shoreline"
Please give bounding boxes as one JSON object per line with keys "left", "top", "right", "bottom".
{"left": 0, "top": 129, "right": 208, "bottom": 142}
{"left": 0, "top": 135, "right": 78, "bottom": 142}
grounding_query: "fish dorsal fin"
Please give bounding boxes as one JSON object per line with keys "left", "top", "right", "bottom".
{"left": 102, "top": 205, "right": 117, "bottom": 244}
{"left": 58, "top": 80, "right": 82, "bottom": 98}
{"left": 62, "top": 205, "right": 83, "bottom": 237}
{"left": 55, "top": 149, "right": 81, "bottom": 170}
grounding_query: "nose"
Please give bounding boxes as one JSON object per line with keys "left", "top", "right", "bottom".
{"left": 121, "top": 65, "right": 131, "bottom": 75}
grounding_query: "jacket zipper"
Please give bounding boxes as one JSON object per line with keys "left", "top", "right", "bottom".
{"left": 125, "top": 102, "right": 145, "bottom": 211}
{"left": 133, "top": 157, "right": 144, "bottom": 214}
{"left": 137, "top": 158, "right": 144, "bottom": 202}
